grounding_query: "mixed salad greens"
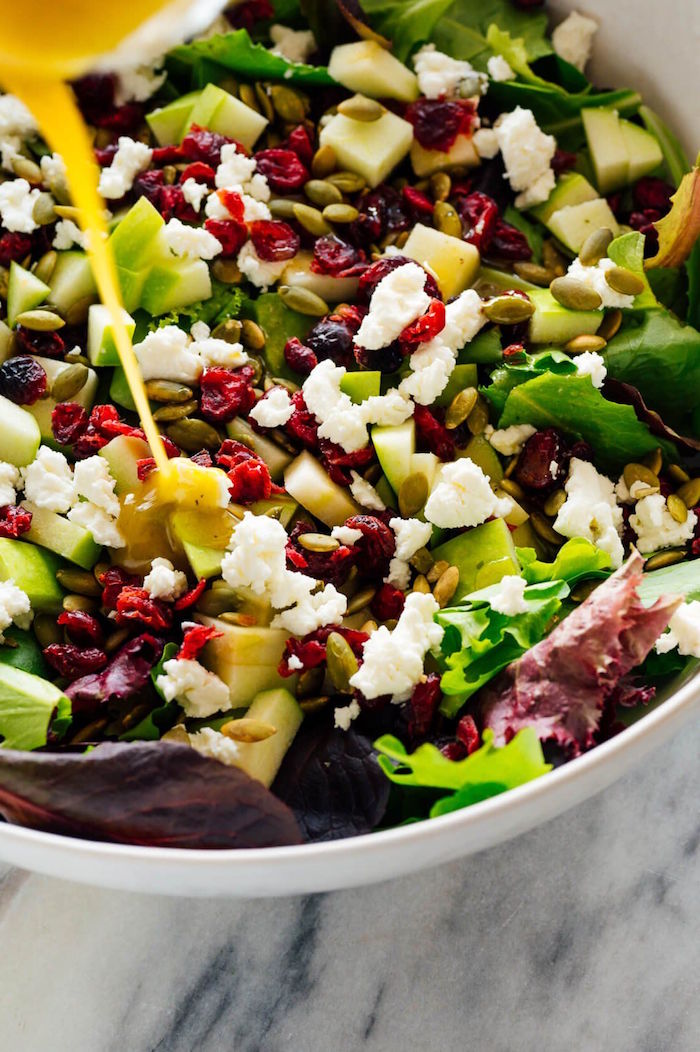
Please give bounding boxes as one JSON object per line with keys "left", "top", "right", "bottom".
{"left": 0, "top": 0, "right": 698, "bottom": 849}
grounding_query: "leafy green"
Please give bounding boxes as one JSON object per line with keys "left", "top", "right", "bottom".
{"left": 637, "top": 557, "right": 700, "bottom": 607}
{"left": 645, "top": 165, "right": 700, "bottom": 271}
{"left": 253, "top": 291, "right": 314, "bottom": 379}
{"left": 687, "top": 242, "right": 700, "bottom": 329}
{"left": 150, "top": 282, "right": 247, "bottom": 332}
{"left": 168, "top": 28, "right": 334, "bottom": 89}
{"left": 639, "top": 105, "right": 690, "bottom": 188}
{"left": 503, "top": 204, "right": 544, "bottom": 263}
{"left": 485, "top": 24, "right": 550, "bottom": 88}
{"left": 499, "top": 372, "right": 676, "bottom": 472}
{"left": 0, "top": 627, "right": 48, "bottom": 679}
{"left": 430, "top": 0, "right": 551, "bottom": 68}
{"left": 361, "top": 0, "right": 455, "bottom": 60}
{"left": 607, "top": 232, "right": 657, "bottom": 309}
{"left": 603, "top": 309, "right": 700, "bottom": 422}
{"left": 647, "top": 267, "right": 688, "bottom": 318}
{"left": 518, "top": 538, "right": 611, "bottom": 586}
{"left": 122, "top": 643, "right": 180, "bottom": 742}
{"left": 0, "top": 667, "right": 70, "bottom": 752}
{"left": 457, "top": 326, "right": 503, "bottom": 364}
{"left": 482, "top": 349, "right": 576, "bottom": 415}
{"left": 374, "top": 728, "right": 551, "bottom": 818}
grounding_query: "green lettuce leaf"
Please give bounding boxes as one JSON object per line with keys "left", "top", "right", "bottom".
{"left": 639, "top": 105, "right": 691, "bottom": 188}
{"left": 374, "top": 728, "right": 551, "bottom": 817}
{"left": 687, "top": 242, "right": 700, "bottom": 330}
{"left": 149, "top": 282, "right": 247, "bottom": 332}
{"left": 485, "top": 23, "right": 552, "bottom": 87}
{"left": 168, "top": 28, "right": 334, "bottom": 88}
{"left": 362, "top": 0, "right": 455, "bottom": 61}
{"left": 499, "top": 372, "right": 676, "bottom": 472}
{"left": 517, "top": 538, "right": 611, "bottom": 586}
{"left": 637, "top": 557, "right": 700, "bottom": 607}
{"left": 0, "top": 667, "right": 70, "bottom": 752}
{"left": 607, "top": 232, "right": 657, "bottom": 309}
{"left": 482, "top": 349, "right": 576, "bottom": 415}
{"left": 0, "top": 627, "right": 48, "bottom": 678}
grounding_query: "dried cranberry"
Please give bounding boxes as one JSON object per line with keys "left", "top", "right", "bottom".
{"left": 311, "top": 235, "right": 365, "bottom": 277}
{"left": 516, "top": 428, "right": 566, "bottom": 490}
{"left": 285, "top": 391, "right": 319, "bottom": 450}
{"left": 217, "top": 188, "right": 246, "bottom": 221}
{"left": 440, "top": 740, "right": 468, "bottom": 761}
{"left": 405, "top": 98, "right": 476, "bottom": 152}
{"left": 74, "top": 431, "right": 109, "bottom": 458}
{"left": 162, "top": 185, "right": 200, "bottom": 222}
{"left": 151, "top": 144, "right": 185, "bottom": 166}
{"left": 254, "top": 148, "right": 309, "bottom": 193}
{"left": 179, "top": 161, "right": 216, "bottom": 186}
{"left": 278, "top": 624, "right": 368, "bottom": 677}
{"left": 414, "top": 404, "right": 455, "bottom": 461}
{"left": 178, "top": 623, "right": 222, "bottom": 662}
{"left": 334, "top": 304, "right": 364, "bottom": 333}
{"left": 174, "top": 578, "right": 207, "bottom": 611}
{"left": 407, "top": 673, "right": 442, "bottom": 741}
{"left": 57, "top": 610, "right": 104, "bottom": 648}
{"left": 99, "top": 567, "right": 139, "bottom": 610}
{"left": 402, "top": 185, "right": 435, "bottom": 218}
{"left": 181, "top": 125, "right": 239, "bottom": 167}
{"left": 216, "top": 439, "right": 272, "bottom": 503}
{"left": 115, "top": 586, "right": 174, "bottom": 631}
{"left": 358, "top": 254, "right": 440, "bottom": 303}
{"left": 456, "top": 714, "right": 480, "bottom": 754}
{"left": 551, "top": 149, "right": 577, "bottom": 176}
{"left": 249, "top": 219, "right": 300, "bottom": 261}
{"left": 306, "top": 314, "right": 356, "bottom": 368}
{"left": 0, "top": 356, "right": 47, "bottom": 405}
{"left": 204, "top": 218, "right": 248, "bottom": 257}
{"left": 503, "top": 342, "right": 526, "bottom": 361}
{"left": 283, "top": 124, "right": 314, "bottom": 167}
{"left": 73, "top": 73, "right": 144, "bottom": 132}
{"left": 200, "top": 367, "right": 256, "bottom": 423}
{"left": 284, "top": 337, "right": 318, "bottom": 376}
{"left": 226, "top": 0, "right": 274, "bottom": 29}
{"left": 633, "top": 177, "right": 674, "bottom": 213}
{"left": 43, "top": 644, "right": 108, "bottom": 680}
{"left": 455, "top": 191, "right": 500, "bottom": 253}
{"left": 133, "top": 169, "right": 165, "bottom": 208}
{"left": 319, "top": 439, "right": 375, "bottom": 487}
{"left": 190, "top": 449, "right": 213, "bottom": 469}
{"left": 344, "top": 515, "right": 395, "bottom": 577}
{"left": 354, "top": 341, "right": 404, "bottom": 374}
{"left": 350, "top": 189, "right": 386, "bottom": 244}
{"left": 371, "top": 583, "right": 405, "bottom": 622}
{"left": 568, "top": 439, "right": 593, "bottom": 463}
{"left": 0, "top": 504, "right": 32, "bottom": 538}
{"left": 399, "top": 299, "right": 446, "bottom": 352}
{"left": 136, "top": 458, "right": 156, "bottom": 481}
{"left": 0, "top": 231, "right": 33, "bottom": 267}
{"left": 489, "top": 219, "right": 532, "bottom": 262}
{"left": 285, "top": 520, "right": 357, "bottom": 587}
{"left": 14, "top": 326, "right": 65, "bottom": 358}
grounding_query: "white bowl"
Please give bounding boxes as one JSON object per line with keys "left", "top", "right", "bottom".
{"left": 0, "top": 0, "right": 697, "bottom": 896}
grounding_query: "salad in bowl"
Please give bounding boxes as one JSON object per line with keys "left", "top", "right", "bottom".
{"left": 0, "top": 0, "right": 697, "bottom": 852}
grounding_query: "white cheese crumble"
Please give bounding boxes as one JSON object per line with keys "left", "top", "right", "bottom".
{"left": 287, "top": 653, "right": 304, "bottom": 671}
{"left": 628, "top": 493, "right": 695, "bottom": 554}
{"left": 134, "top": 326, "right": 203, "bottom": 383}
{"left": 98, "top": 137, "right": 153, "bottom": 200}
{"left": 412, "top": 44, "right": 487, "bottom": 99}
{"left": 40, "top": 151, "right": 67, "bottom": 189}
{"left": 488, "top": 574, "right": 530, "bottom": 616}
{"left": 181, "top": 178, "right": 210, "bottom": 213}
{"left": 143, "top": 557, "right": 188, "bottom": 602}
{"left": 350, "top": 592, "right": 444, "bottom": 703}
{"left": 334, "top": 699, "right": 361, "bottom": 731}
{"left": 486, "top": 423, "right": 536, "bottom": 456}
{"left": 575, "top": 350, "right": 607, "bottom": 388}
{"left": 553, "top": 457, "right": 624, "bottom": 567}
{"left": 237, "top": 241, "right": 287, "bottom": 290}
{"left": 114, "top": 64, "right": 167, "bottom": 106}
{"left": 189, "top": 727, "right": 241, "bottom": 766}
{"left": 249, "top": 386, "right": 294, "bottom": 428}
{"left": 349, "top": 471, "right": 386, "bottom": 511}
{"left": 331, "top": 525, "right": 364, "bottom": 546}
{"left": 472, "top": 128, "right": 500, "bottom": 160}
{"left": 0, "top": 178, "right": 40, "bottom": 233}
{"left": 355, "top": 263, "right": 431, "bottom": 351}
{"left": 157, "top": 658, "right": 231, "bottom": 719}
{"left": 163, "top": 217, "right": 222, "bottom": 259}
{"left": 655, "top": 601, "right": 700, "bottom": 658}
{"left": 53, "top": 218, "right": 86, "bottom": 251}
{"left": 566, "top": 257, "right": 636, "bottom": 310}
{"left": 400, "top": 289, "right": 486, "bottom": 405}
{"left": 192, "top": 336, "right": 248, "bottom": 370}
{"left": 0, "top": 578, "right": 32, "bottom": 642}
{"left": 488, "top": 55, "right": 516, "bottom": 82}
{"left": 0, "top": 462, "right": 20, "bottom": 507}
{"left": 552, "top": 11, "right": 598, "bottom": 72}
{"left": 269, "top": 24, "right": 316, "bottom": 65}
{"left": 550, "top": 459, "right": 560, "bottom": 480}
{"left": 386, "top": 517, "right": 433, "bottom": 590}
{"left": 425, "top": 458, "right": 511, "bottom": 530}
{"left": 494, "top": 107, "right": 556, "bottom": 209}
{"left": 20, "top": 446, "right": 74, "bottom": 513}
{"left": 68, "top": 456, "right": 124, "bottom": 549}
{"left": 215, "top": 143, "right": 270, "bottom": 203}
{"left": 0, "top": 95, "right": 37, "bottom": 140}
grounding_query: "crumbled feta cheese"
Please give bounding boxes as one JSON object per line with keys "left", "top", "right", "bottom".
{"left": 0, "top": 578, "right": 32, "bottom": 642}
{"left": 441, "top": 289, "right": 487, "bottom": 350}
{"left": 552, "top": 11, "right": 598, "bottom": 72}
{"left": 364, "top": 389, "right": 414, "bottom": 429}
{"left": 331, "top": 525, "right": 364, "bottom": 546}
{"left": 350, "top": 592, "right": 444, "bottom": 703}
{"left": 68, "top": 501, "right": 125, "bottom": 549}
{"left": 575, "top": 350, "right": 607, "bottom": 388}
{"left": 68, "top": 456, "right": 124, "bottom": 549}
{"left": 98, "top": 137, "right": 153, "bottom": 199}
{"left": 237, "top": 240, "right": 287, "bottom": 290}
{"left": 21, "top": 446, "right": 74, "bottom": 513}
{"left": 550, "top": 459, "right": 560, "bottom": 480}
{"left": 486, "top": 423, "right": 536, "bottom": 456}
{"left": 164, "top": 217, "right": 222, "bottom": 260}
{"left": 192, "top": 336, "right": 248, "bottom": 370}
{"left": 221, "top": 512, "right": 288, "bottom": 596}
{"left": 215, "top": 143, "right": 258, "bottom": 190}
{"left": 495, "top": 107, "right": 556, "bottom": 209}
{"left": 190, "top": 321, "right": 210, "bottom": 342}
{"left": 413, "top": 44, "right": 487, "bottom": 99}
{"left": 0, "top": 95, "right": 37, "bottom": 140}
{"left": 249, "top": 386, "right": 294, "bottom": 428}
{"left": 269, "top": 24, "right": 316, "bottom": 64}
{"left": 40, "top": 151, "right": 66, "bottom": 188}
{"left": 157, "top": 658, "right": 231, "bottom": 718}
{"left": 287, "top": 654, "right": 304, "bottom": 671}
{"left": 143, "top": 557, "right": 188, "bottom": 602}
{"left": 0, "top": 137, "right": 21, "bottom": 172}
{"left": 655, "top": 601, "right": 700, "bottom": 657}
{"left": 134, "top": 326, "right": 203, "bottom": 383}
{"left": 0, "top": 178, "right": 40, "bottom": 233}
{"left": 425, "top": 459, "right": 511, "bottom": 530}
{"left": 204, "top": 191, "right": 231, "bottom": 221}
{"left": 53, "top": 218, "right": 86, "bottom": 251}
{"left": 472, "top": 127, "right": 500, "bottom": 160}
{"left": 181, "top": 178, "right": 210, "bottom": 213}
{"left": 566, "top": 257, "right": 636, "bottom": 310}
{"left": 386, "top": 517, "right": 433, "bottom": 590}
{"left": 355, "top": 263, "right": 432, "bottom": 351}
{"left": 189, "top": 727, "right": 241, "bottom": 766}
{"left": 488, "top": 575, "right": 530, "bottom": 616}
{"left": 114, "top": 64, "right": 167, "bottom": 106}
{"left": 272, "top": 578, "right": 347, "bottom": 636}
{"left": 349, "top": 471, "right": 386, "bottom": 511}
{"left": 0, "top": 462, "right": 20, "bottom": 507}
{"left": 629, "top": 492, "right": 695, "bottom": 554}
{"left": 334, "top": 699, "right": 361, "bottom": 731}
{"left": 400, "top": 340, "right": 454, "bottom": 405}
{"left": 615, "top": 475, "right": 651, "bottom": 505}
{"left": 554, "top": 457, "right": 624, "bottom": 567}
{"left": 488, "top": 55, "right": 516, "bottom": 82}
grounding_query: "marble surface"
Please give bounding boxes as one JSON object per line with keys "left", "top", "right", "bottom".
{"left": 0, "top": 722, "right": 697, "bottom": 1052}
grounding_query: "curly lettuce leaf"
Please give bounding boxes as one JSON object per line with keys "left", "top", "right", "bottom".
{"left": 518, "top": 538, "right": 611, "bottom": 587}
{"left": 607, "top": 232, "right": 657, "bottom": 309}
{"left": 645, "top": 163, "right": 700, "bottom": 270}
{"left": 168, "top": 28, "right": 334, "bottom": 88}
{"left": 482, "top": 349, "right": 576, "bottom": 415}
{"left": 149, "top": 282, "right": 247, "bottom": 332}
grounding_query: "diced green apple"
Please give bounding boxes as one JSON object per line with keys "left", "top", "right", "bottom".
{"left": 110, "top": 367, "right": 137, "bottom": 413}
{"left": 99, "top": 435, "right": 151, "bottom": 495}
{"left": 528, "top": 288, "right": 602, "bottom": 344}
{"left": 87, "top": 304, "right": 135, "bottom": 366}
{"left": 409, "top": 452, "right": 440, "bottom": 489}
{"left": 435, "top": 364, "right": 478, "bottom": 407}
{"left": 457, "top": 434, "right": 504, "bottom": 485}
{"left": 197, "top": 616, "right": 295, "bottom": 706}
{"left": 320, "top": 110, "right": 413, "bottom": 189}
{"left": 284, "top": 451, "right": 360, "bottom": 527}
{"left": 340, "top": 371, "right": 381, "bottom": 403}
{"left": 47, "top": 251, "right": 97, "bottom": 315}
{"left": 253, "top": 292, "right": 313, "bottom": 379}
{"left": 146, "top": 90, "right": 200, "bottom": 145}
{"left": 371, "top": 419, "right": 415, "bottom": 493}
{"left": 0, "top": 538, "right": 63, "bottom": 612}
{"left": 328, "top": 41, "right": 419, "bottom": 102}
{"left": 432, "top": 518, "right": 519, "bottom": 602}
{"left": 22, "top": 502, "right": 102, "bottom": 569}
{"left": 182, "top": 542, "right": 224, "bottom": 580}
{"left": 7, "top": 262, "right": 49, "bottom": 326}
{"left": 249, "top": 496, "right": 299, "bottom": 529}
{"left": 410, "top": 133, "right": 479, "bottom": 178}
{"left": 109, "top": 197, "right": 164, "bottom": 272}
{"left": 530, "top": 172, "right": 599, "bottom": 224}
{"left": 282, "top": 250, "right": 360, "bottom": 303}
{"left": 226, "top": 417, "right": 292, "bottom": 482}
{"left": 26, "top": 356, "right": 99, "bottom": 445}
{"left": 185, "top": 83, "right": 268, "bottom": 149}
{"left": 619, "top": 118, "right": 663, "bottom": 182}
{"left": 140, "top": 258, "right": 212, "bottom": 316}
{"left": 402, "top": 223, "right": 480, "bottom": 300}
{"left": 0, "top": 664, "right": 69, "bottom": 751}
{"left": 0, "top": 395, "right": 41, "bottom": 467}
{"left": 547, "top": 198, "right": 620, "bottom": 253}
{"left": 0, "top": 321, "right": 12, "bottom": 364}
{"left": 229, "top": 688, "right": 304, "bottom": 787}
{"left": 582, "top": 108, "right": 629, "bottom": 193}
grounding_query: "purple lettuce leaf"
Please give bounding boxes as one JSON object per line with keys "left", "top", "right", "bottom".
{"left": 66, "top": 634, "right": 164, "bottom": 715}
{"left": 603, "top": 377, "right": 700, "bottom": 455}
{"left": 480, "top": 552, "right": 681, "bottom": 755}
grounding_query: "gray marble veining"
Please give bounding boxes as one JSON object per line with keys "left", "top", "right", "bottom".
{"left": 0, "top": 721, "right": 698, "bottom": 1052}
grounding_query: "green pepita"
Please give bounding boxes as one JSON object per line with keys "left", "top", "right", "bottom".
{"left": 325, "top": 631, "right": 359, "bottom": 692}
{"left": 33, "top": 613, "right": 61, "bottom": 648}
{"left": 433, "top": 200, "right": 462, "bottom": 238}
{"left": 346, "top": 585, "right": 376, "bottom": 615}
{"left": 644, "top": 549, "right": 687, "bottom": 572}
{"left": 152, "top": 399, "right": 198, "bottom": 422}
{"left": 33, "top": 250, "right": 57, "bottom": 285}
{"left": 63, "top": 350, "right": 90, "bottom": 367}
{"left": 322, "top": 202, "right": 359, "bottom": 224}
{"left": 238, "top": 83, "right": 260, "bottom": 113}
{"left": 513, "top": 262, "right": 554, "bottom": 286}
{"left": 304, "top": 178, "right": 343, "bottom": 207}
{"left": 296, "top": 667, "right": 324, "bottom": 698}
{"left": 221, "top": 718, "right": 277, "bottom": 743}
{"left": 550, "top": 276, "right": 603, "bottom": 311}
{"left": 240, "top": 318, "right": 266, "bottom": 351}
{"left": 409, "top": 547, "right": 434, "bottom": 575}
{"left": 433, "top": 565, "right": 459, "bottom": 608}
{"left": 668, "top": 463, "right": 690, "bottom": 484}
{"left": 311, "top": 144, "right": 336, "bottom": 179}
{"left": 427, "top": 559, "right": 449, "bottom": 584}
{"left": 530, "top": 511, "right": 564, "bottom": 546}
{"left": 543, "top": 488, "right": 567, "bottom": 517}
{"left": 412, "top": 575, "right": 431, "bottom": 594}
{"left": 11, "top": 154, "right": 41, "bottom": 183}
{"left": 292, "top": 201, "right": 332, "bottom": 237}
{"left": 326, "top": 170, "right": 366, "bottom": 194}
{"left": 211, "top": 259, "right": 242, "bottom": 284}
{"left": 105, "top": 628, "right": 130, "bottom": 653}
{"left": 604, "top": 265, "right": 645, "bottom": 297}
{"left": 666, "top": 493, "right": 689, "bottom": 524}
{"left": 578, "top": 227, "right": 614, "bottom": 266}
{"left": 269, "top": 84, "right": 308, "bottom": 123}
{"left": 64, "top": 294, "right": 96, "bottom": 326}
{"left": 278, "top": 284, "right": 329, "bottom": 316}
{"left": 62, "top": 593, "right": 98, "bottom": 613}
{"left": 56, "top": 567, "right": 102, "bottom": 597}
{"left": 398, "top": 471, "right": 429, "bottom": 518}
{"left": 483, "top": 295, "right": 535, "bottom": 325}
{"left": 53, "top": 204, "right": 82, "bottom": 222}
{"left": 466, "top": 395, "right": 490, "bottom": 435}
{"left": 429, "top": 171, "right": 451, "bottom": 202}
{"left": 166, "top": 418, "right": 221, "bottom": 451}
{"left": 15, "top": 308, "right": 65, "bottom": 331}
{"left": 564, "top": 333, "right": 607, "bottom": 355}
{"left": 337, "top": 94, "right": 384, "bottom": 122}
{"left": 542, "top": 239, "right": 567, "bottom": 277}
{"left": 677, "top": 478, "right": 700, "bottom": 509}
{"left": 299, "top": 694, "right": 331, "bottom": 714}
{"left": 623, "top": 462, "right": 660, "bottom": 495}
{"left": 596, "top": 308, "right": 623, "bottom": 342}
{"left": 51, "top": 363, "right": 89, "bottom": 402}
{"left": 499, "top": 477, "right": 526, "bottom": 500}
{"left": 445, "top": 386, "right": 478, "bottom": 429}
{"left": 642, "top": 447, "right": 663, "bottom": 476}
{"left": 32, "top": 192, "right": 57, "bottom": 226}
{"left": 297, "top": 532, "right": 340, "bottom": 553}
{"left": 254, "top": 82, "right": 275, "bottom": 122}
{"left": 268, "top": 197, "right": 298, "bottom": 220}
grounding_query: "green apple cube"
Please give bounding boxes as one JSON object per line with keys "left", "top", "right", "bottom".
{"left": 528, "top": 288, "right": 602, "bottom": 344}
{"left": 146, "top": 90, "right": 201, "bottom": 145}
{"left": 320, "top": 110, "right": 413, "bottom": 189}
{"left": 0, "top": 321, "right": 12, "bottom": 365}
{"left": 372, "top": 419, "right": 416, "bottom": 494}
{"left": 328, "top": 41, "right": 419, "bottom": 102}
{"left": 432, "top": 518, "right": 519, "bottom": 602}
{"left": 582, "top": 108, "right": 629, "bottom": 193}
{"left": 547, "top": 199, "right": 620, "bottom": 253}
{"left": 0, "top": 664, "right": 69, "bottom": 751}
{"left": 284, "top": 451, "right": 360, "bottom": 527}
{"left": 457, "top": 434, "right": 504, "bottom": 485}
{"left": 108, "top": 197, "right": 164, "bottom": 272}
{"left": 409, "top": 452, "right": 440, "bottom": 489}
{"left": 226, "top": 417, "right": 292, "bottom": 482}
{"left": 435, "top": 364, "right": 478, "bottom": 407}
{"left": 7, "top": 262, "right": 49, "bottom": 327}
{"left": 117, "top": 266, "right": 150, "bottom": 314}
{"left": 110, "top": 367, "right": 137, "bottom": 413}
{"left": 87, "top": 304, "right": 135, "bottom": 366}
{"left": 197, "top": 617, "right": 295, "bottom": 706}
{"left": 249, "top": 496, "right": 299, "bottom": 529}
{"left": 282, "top": 250, "right": 360, "bottom": 303}
{"left": 403, "top": 223, "right": 480, "bottom": 300}
{"left": 530, "top": 172, "right": 599, "bottom": 224}
{"left": 229, "top": 689, "right": 304, "bottom": 787}
{"left": 183, "top": 542, "right": 224, "bottom": 580}
{"left": 187, "top": 84, "right": 268, "bottom": 149}
{"left": 0, "top": 538, "right": 63, "bottom": 612}
{"left": 0, "top": 395, "right": 41, "bottom": 467}
{"left": 22, "top": 502, "right": 103, "bottom": 569}
{"left": 619, "top": 118, "right": 663, "bottom": 182}
{"left": 47, "top": 251, "right": 97, "bottom": 315}
{"left": 339, "top": 371, "right": 380, "bottom": 403}
{"left": 253, "top": 292, "right": 313, "bottom": 380}
{"left": 140, "top": 258, "right": 212, "bottom": 316}
{"left": 411, "top": 133, "right": 479, "bottom": 178}
{"left": 26, "top": 356, "right": 98, "bottom": 445}
{"left": 99, "top": 435, "right": 151, "bottom": 495}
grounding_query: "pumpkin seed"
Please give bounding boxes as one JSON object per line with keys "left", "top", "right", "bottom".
{"left": 513, "top": 262, "right": 554, "bottom": 286}
{"left": 499, "top": 477, "right": 526, "bottom": 501}
{"left": 427, "top": 559, "right": 449, "bottom": 584}
{"left": 326, "top": 170, "right": 366, "bottom": 194}
{"left": 667, "top": 493, "right": 689, "bottom": 524}
{"left": 544, "top": 488, "right": 567, "bottom": 517}
{"left": 53, "top": 204, "right": 82, "bottom": 222}
{"left": 429, "top": 171, "right": 451, "bottom": 202}
{"left": 153, "top": 399, "right": 198, "bottom": 422}
{"left": 221, "top": 718, "right": 277, "bottom": 743}
{"left": 62, "top": 593, "right": 98, "bottom": 613}
{"left": 211, "top": 259, "right": 242, "bottom": 284}
{"left": 161, "top": 724, "right": 191, "bottom": 745}
{"left": 311, "top": 144, "right": 337, "bottom": 179}
{"left": 323, "top": 202, "right": 359, "bottom": 224}
{"left": 304, "top": 178, "right": 343, "bottom": 208}
{"left": 238, "top": 83, "right": 260, "bottom": 113}
{"left": 530, "top": 511, "right": 564, "bottom": 546}
{"left": 338, "top": 94, "right": 384, "bottom": 122}
{"left": 395, "top": 230, "right": 409, "bottom": 249}
{"left": 433, "top": 565, "right": 459, "bottom": 608}
{"left": 504, "top": 454, "right": 519, "bottom": 479}
{"left": 292, "top": 201, "right": 332, "bottom": 237}
{"left": 604, "top": 265, "right": 645, "bottom": 297}
{"left": 64, "top": 294, "right": 96, "bottom": 326}
{"left": 166, "top": 418, "right": 221, "bottom": 451}
{"left": 412, "top": 574, "right": 431, "bottom": 594}
{"left": 550, "top": 276, "right": 603, "bottom": 311}
{"left": 325, "top": 631, "right": 359, "bottom": 692}
{"left": 70, "top": 717, "right": 108, "bottom": 744}
{"left": 32, "top": 192, "right": 57, "bottom": 226}
{"left": 145, "top": 379, "right": 194, "bottom": 404}
{"left": 93, "top": 561, "right": 110, "bottom": 584}
{"left": 677, "top": 478, "right": 700, "bottom": 508}
{"left": 161, "top": 164, "right": 178, "bottom": 185}
{"left": 240, "top": 318, "right": 266, "bottom": 351}
{"left": 269, "top": 84, "right": 307, "bottom": 123}
{"left": 278, "top": 284, "right": 329, "bottom": 316}
{"left": 346, "top": 585, "right": 376, "bottom": 615}
{"left": 360, "top": 619, "right": 378, "bottom": 634}
{"left": 433, "top": 200, "right": 462, "bottom": 238}
{"left": 623, "top": 462, "right": 660, "bottom": 495}
{"left": 33, "top": 613, "right": 61, "bottom": 648}
{"left": 466, "top": 395, "right": 490, "bottom": 435}
{"left": 398, "top": 471, "right": 429, "bottom": 518}
{"left": 63, "top": 350, "right": 90, "bottom": 367}
{"left": 409, "top": 547, "right": 434, "bottom": 574}
{"left": 668, "top": 463, "right": 691, "bottom": 484}
{"left": 299, "top": 695, "right": 331, "bottom": 714}
{"left": 564, "top": 333, "right": 607, "bottom": 355}
{"left": 445, "top": 386, "right": 478, "bottom": 429}
{"left": 268, "top": 197, "right": 298, "bottom": 220}
{"left": 211, "top": 318, "right": 243, "bottom": 345}
{"left": 542, "top": 239, "right": 567, "bottom": 277}
{"left": 644, "top": 549, "right": 687, "bottom": 572}
{"left": 11, "top": 154, "right": 41, "bottom": 183}
{"left": 297, "top": 532, "right": 340, "bottom": 553}
{"left": 578, "top": 227, "right": 614, "bottom": 266}
{"left": 15, "top": 308, "right": 65, "bottom": 331}
{"left": 570, "top": 579, "right": 599, "bottom": 603}
{"left": 642, "top": 447, "right": 663, "bottom": 476}
{"left": 483, "top": 295, "right": 535, "bottom": 325}
{"left": 105, "top": 628, "right": 130, "bottom": 653}
{"left": 296, "top": 667, "right": 324, "bottom": 697}
{"left": 254, "top": 82, "right": 275, "bottom": 122}
{"left": 596, "top": 308, "right": 622, "bottom": 342}
{"left": 33, "top": 249, "right": 57, "bottom": 284}
{"left": 51, "top": 363, "right": 89, "bottom": 402}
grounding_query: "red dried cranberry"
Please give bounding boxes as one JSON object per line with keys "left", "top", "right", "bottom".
{"left": 319, "top": 439, "right": 375, "bottom": 487}
{"left": 136, "top": 457, "right": 156, "bottom": 481}
{"left": 283, "top": 124, "right": 314, "bottom": 167}
{"left": 278, "top": 624, "right": 368, "bottom": 677}
{"left": 174, "top": 578, "right": 207, "bottom": 611}
{"left": 350, "top": 189, "right": 386, "bottom": 244}
{"left": 157, "top": 184, "right": 198, "bottom": 223}
{"left": 353, "top": 341, "right": 404, "bottom": 374}
{"left": 371, "top": 583, "right": 405, "bottom": 622}
{"left": 115, "top": 586, "right": 174, "bottom": 631}
{"left": 405, "top": 98, "right": 476, "bottom": 152}
{"left": 344, "top": 515, "right": 395, "bottom": 577}
{"left": 44, "top": 643, "right": 108, "bottom": 680}
{"left": 0, "top": 504, "right": 32, "bottom": 538}
{"left": 254, "top": 148, "right": 309, "bottom": 193}
{"left": 217, "top": 188, "right": 246, "bottom": 221}
{"left": 407, "top": 673, "right": 442, "bottom": 741}
{"left": 551, "top": 149, "right": 577, "bottom": 176}
{"left": 440, "top": 740, "right": 468, "bottom": 761}
{"left": 455, "top": 191, "right": 500, "bottom": 253}
{"left": 200, "top": 367, "right": 256, "bottom": 423}
{"left": 568, "top": 440, "right": 593, "bottom": 463}
{"left": 178, "top": 623, "right": 222, "bottom": 662}
{"left": 311, "top": 235, "right": 365, "bottom": 277}
{"left": 285, "top": 520, "right": 357, "bottom": 587}
{"left": 633, "top": 177, "right": 674, "bottom": 213}
{"left": 204, "top": 218, "right": 248, "bottom": 257}
{"left": 456, "top": 714, "right": 480, "bottom": 754}
{"left": 516, "top": 428, "right": 566, "bottom": 490}
{"left": 284, "top": 337, "right": 318, "bottom": 376}
{"left": 402, "top": 185, "right": 435, "bottom": 218}
{"left": 334, "top": 304, "right": 364, "bottom": 333}
{"left": 99, "top": 566, "right": 140, "bottom": 610}
{"left": 57, "top": 610, "right": 104, "bottom": 648}
{"left": 216, "top": 439, "right": 272, "bottom": 503}
{"left": 73, "top": 73, "right": 144, "bottom": 132}
{"left": 181, "top": 125, "right": 239, "bottom": 167}
{"left": 190, "top": 449, "right": 214, "bottom": 469}
{"left": 503, "top": 342, "right": 526, "bottom": 361}
{"left": 249, "top": 219, "right": 300, "bottom": 262}
{"left": 414, "top": 404, "right": 455, "bottom": 461}
{"left": 0, "top": 231, "right": 33, "bottom": 267}
{"left": 133, "top": 169, "right": 165, "bottom": 208}
{"left": 151, "top": 144, "right": 185, "bottom": 165}
{"left": 13, "top": 326, "right": 65, "bottom": 358}
{"left": 399, "top": 299, "right": 446, "bottom": 352}
{"left": 285, "top": 391, "right": 319, "bottom": 450}
{"left": 226, "top": 0, "right": 274, "bottom": 29}
{"left": 489, "top": 218, "right": 532, "bottom": 262}
{"left": 306, "top": 314, "right": 356, "bottom": 368}
{"left": 74, "top": 431, "right": 110, "bottom": 458}
{"left": 179, "top": 161, "right": 216, "bottom": 186}
{"left": 0, "top": 356, "right": 47, "bottom": 405}
{"left": 358, "top": 255, "right": 440, "bottom": 303}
